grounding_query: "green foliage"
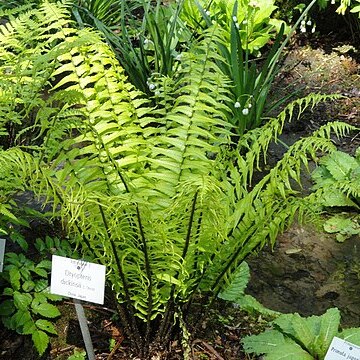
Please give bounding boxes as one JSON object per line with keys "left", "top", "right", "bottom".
{"left": 182, "top": 0, "right": 287, "bottom": 53}
{"left": 318, "top": 0, "right": 360, "bottom": 15}
{"left": 242, "top": 307, "right": 360, "bottom": 360}
{"left": 181, "top": 0, "right": 319, "bottom": 134}
{"left": 0, "top": 252, "right": 62, "bottom": 355}
{"left": 0, "top": 1, "right": 357, "bottom": 356}
{"left": 218, "top": 261, "right": 280, "bottom": 317}
{"left": 72, "top": 0, "right": 191, "bottom": 95}
{"left": 311, "top": 149, "right": 360, "bottom": 241}
{"left": 312, "top": 149, "right": 360, "bottom": 208}
{"left": 68, "top": 349, "right": 87, "bottom": 360}
{"left": 351, "top": 0, "right": 360, "bottom": 17}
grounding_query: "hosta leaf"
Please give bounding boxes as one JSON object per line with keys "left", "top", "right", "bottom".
{"left": 36, "top": 319, "right": 58, "bottom": 335}
{"left": 32, "top": 302, "right": 60, "bottom": 318}
{"left": 32, "top": 329, "right": 49, "bottom": 355}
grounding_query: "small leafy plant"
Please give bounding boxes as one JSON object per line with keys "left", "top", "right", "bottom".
{"left": 0, "top": 252, "right": 62, "bottom": 355}
{"left": 242, "top": 307, "right": 360, "bottom": 360}
{"left": 311, "top": 149, "right": 360, "bottom": 241}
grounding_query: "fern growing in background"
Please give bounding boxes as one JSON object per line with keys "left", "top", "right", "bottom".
{"left": 0, "top": 2, "right": 357, "bottom": 357}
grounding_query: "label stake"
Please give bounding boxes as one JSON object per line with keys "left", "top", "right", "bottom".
{"left": 74, "top": 299, "right": 96, "bottom": 360}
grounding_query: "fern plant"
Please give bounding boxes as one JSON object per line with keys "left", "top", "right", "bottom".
{"left": 0, "top": 2, "right": 357, "bottom": 357}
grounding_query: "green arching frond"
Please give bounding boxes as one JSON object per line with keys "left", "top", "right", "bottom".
{"left": 204, "top": 119, "right": 356, "bottom": 295}
{"left": 233, "top": 93, "right": 344, "bottom": 187}
{"left": 141, "top": 26, "right": 233, "bottom": 208}
{"left": 0, "top": 1, "right": 77, "bottom": 148}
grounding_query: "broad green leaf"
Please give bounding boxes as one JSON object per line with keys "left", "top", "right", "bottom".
{"left": 68, "top": 350, "right": 87, "bottom": 360}
{"left": 291, "top": 313, "right": 316, "bottom": 351}
{"left": 265, "top": 343, "right": 314, "bottom": 360}
{"left": 321, "top": 189, "right": 358, "bottom": 207}
{"left": 22, "top": 319, "right": 36, "bottom": 335}
{"left": 11, "top": 309, "right": 32, "bottom": 332}
{"left": 32, "top": 329, "right": 49, "bottom": 355}
{"left": 32, "top": 267, "right": 48, "bottom": 278}
{"left": 242, "top": 330, "right": 286, "bottom": 354}
{"left": 32, "top": 302, "right": 61, "bottom": 318}
{"left": 34, "top": 279, "right": 49, "bottom": 292}
{"left": 43, "top": 291, "right": 63, "bottom": 302}
{"left": 36, "top": 319, "right": 58, "bottom": 335}
{"left": 339, "top": 328, "right": 360, "bottom": 345}
{"left": 274, "top": 313, "right": 297, "bottom": 337}
{"left": 315, "top": 308, "right": 341, "bottom": 357}
{"left": 324, "top": 216, "right": 360, "bottom": 241}
{"left": 36, "top": 260, "right": 52, "bottom": 269}
{"left": 323, "top": 151, "right": 359, "bottom": 181}
{"left": 9, "top": 267, "right": 21, "bottom": 290}
{"left": 3, "top": 287, "right": 14, "bottom": 296}
{"left": 14, "top": 291, "right": 32, "bottom": 310}
{"left": 22, "top": 280, "right": 35, "bottom": 292}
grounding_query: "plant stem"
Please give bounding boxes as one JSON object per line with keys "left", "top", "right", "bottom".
{"left": 98, "top": 203, "right": 142, "bottom": 350}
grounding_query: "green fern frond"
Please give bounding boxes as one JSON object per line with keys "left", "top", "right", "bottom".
{"left": 205, "top": 119, "right": 356, "bottom": 296}
{"left": 141, "top": 26, "right": 233, "bottom": 208}
{"left": 233, "top": 93, "right": 343, "bottom": 187}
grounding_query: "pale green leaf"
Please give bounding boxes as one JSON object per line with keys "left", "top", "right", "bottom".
{"left": 315, "top": 308, "right": 341, "bottom": 357}
{"left": 32, "top": 302, "right": 61, "bottom": 318}
{"left": 36, "top": 319, "right": 58, "bottom": 335}
{"left": 32, "top": 329, "right": 49, "bottom": 355}
{"left": 13, "top": 291, "right": 32, "bottom": 310}
{"left": 242, "top": 330, "right": 286, "bottom": 354}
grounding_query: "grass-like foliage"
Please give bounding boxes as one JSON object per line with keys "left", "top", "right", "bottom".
{"left": 0, "top": 1, "right": 357, "bottom": 357}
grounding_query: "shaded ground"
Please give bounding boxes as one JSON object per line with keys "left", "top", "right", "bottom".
{"left": 246, "top": 34, "right": 360, "bottom": 329}
{"left": 247, "top": 223, "right": 360, "bottom": 327}
{"left": 0, "top": 30, "right": 359, "bottom": 360}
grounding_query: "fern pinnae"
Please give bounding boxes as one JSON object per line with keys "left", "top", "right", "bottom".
{"left": 97, "top": 202, "right": 142, "bottom": 346}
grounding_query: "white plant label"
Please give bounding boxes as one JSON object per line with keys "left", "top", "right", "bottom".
{"left": 325, "top": 336, "right": 360, "bottom": 360}
{"left": 0, "top": 238, "right": 5, "bottom": 272}
{"left": 50, "top": 255, "right": 106, "bottom": 304}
